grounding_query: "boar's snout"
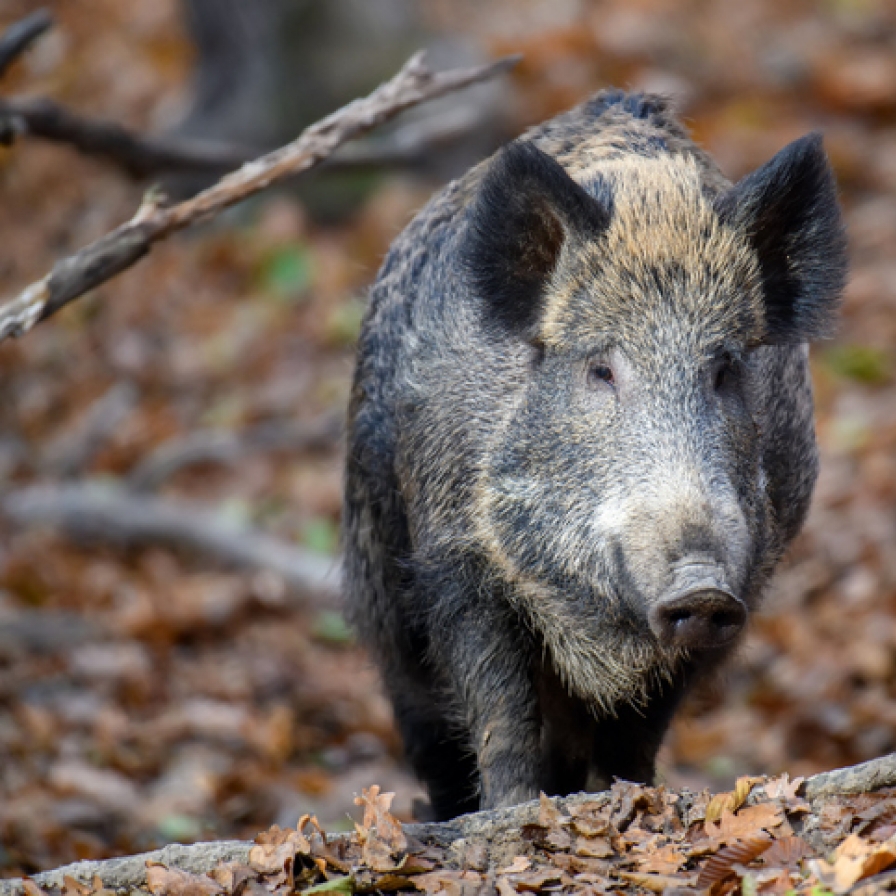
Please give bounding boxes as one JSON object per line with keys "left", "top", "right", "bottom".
{"left": 648, "top": 579, "right": 746, "bottom": 651}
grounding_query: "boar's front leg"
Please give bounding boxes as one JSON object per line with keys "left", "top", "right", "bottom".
{"left": 434, "top": 582, "right": 542, "bottom": 811}
{"left": 589, "top": 674, "right": 690, "bottom": 789}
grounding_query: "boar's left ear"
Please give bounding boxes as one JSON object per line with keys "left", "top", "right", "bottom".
{"left": 464, "top": 141, "right": 612, "bottom": 338}
{"left": 715, "top": 133, "right": 847, "bottom": 344}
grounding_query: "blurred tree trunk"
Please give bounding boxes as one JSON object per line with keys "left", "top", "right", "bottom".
{"left": 178, "top": 0, "right": 424, "bottom": 149}
{"left": 172, "top": 0, "right": 511, "bottom": 213}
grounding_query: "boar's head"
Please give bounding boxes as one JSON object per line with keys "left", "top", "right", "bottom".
{"left": 464, "top": 136, "right": 846, "bottom": 706}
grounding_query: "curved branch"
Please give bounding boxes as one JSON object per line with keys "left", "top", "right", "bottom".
{"left": 0, "top": 96, "right": 486, "bottom": 178}
{"left": 0, "top": 9, "right": 52, "bottom": 80}
{"left": 0, "top": 96, "right": 252, "bottom": 176}
{"left": 0, "top": 51, "right": 520, "bottom": 343}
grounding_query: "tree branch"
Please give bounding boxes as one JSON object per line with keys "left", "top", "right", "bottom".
{"left": 0, "top": 51, "right": 519, "bottom": 344}
{"left": 0, "top": 96, "right": 487, "bottom": 178}
{"left": 0, "top": 9, "right": 52, "bottom": 81}
{"left": 0, "top": 95, "right": 252, "bottom": 175}
{"left": 0, "top": 483, "right": 341, "bottom": 604}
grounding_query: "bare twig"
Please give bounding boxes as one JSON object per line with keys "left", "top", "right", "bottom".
{"left": 0, "top": 95, "right": 252, "bottom": 175}
{"left": 320, "top": 103, "right": 489, "bottom": 171}
{"left": 0, "top": 483, "right": 340, "bottom": 603}
{"left": 126, "top": 413, "right": 342, "bottom": 493}
{"left": 0, "top": 96, "right": 485, "bottom": 177}
{"left": 0, "top": 52, "right": 519, "bottom": 343}
{"left": 0, "top": 9, "right": 52, "bottom": 81}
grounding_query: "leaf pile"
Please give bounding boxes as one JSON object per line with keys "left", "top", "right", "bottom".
{"left": 18, "top": 779, "right": 896, "bottom": 895}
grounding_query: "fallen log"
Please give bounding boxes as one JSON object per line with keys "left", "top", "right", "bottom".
{"left": 1, "top": 753, "right": 895, "bottom": 896}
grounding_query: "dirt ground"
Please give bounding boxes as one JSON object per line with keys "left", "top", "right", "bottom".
{"left": 1, "top": 0, "right": 896, "bottom": 877}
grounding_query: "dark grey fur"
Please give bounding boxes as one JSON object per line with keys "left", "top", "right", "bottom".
{"left": 344, "top": 90, "right": 847, "bottom": 820}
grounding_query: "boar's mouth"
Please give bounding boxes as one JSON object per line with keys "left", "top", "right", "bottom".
{"left": 647, "top": 564, "right": 747, "bottom": 651}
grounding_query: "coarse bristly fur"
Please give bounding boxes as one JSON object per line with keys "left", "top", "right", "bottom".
{"left": 344, "top": 89, "right": 848, "bottom": 820}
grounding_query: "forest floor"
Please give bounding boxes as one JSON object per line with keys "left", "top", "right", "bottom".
{"left": 1, "top": 0, "right": 896, "bottom": 882}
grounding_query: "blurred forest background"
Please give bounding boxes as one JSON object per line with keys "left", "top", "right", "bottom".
{"left": 1, "top": 0, "right": 896, "bottom": 878}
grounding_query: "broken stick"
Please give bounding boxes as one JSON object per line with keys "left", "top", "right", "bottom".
{"left": 0, "top": 51, "right": 519, "bottom": 343}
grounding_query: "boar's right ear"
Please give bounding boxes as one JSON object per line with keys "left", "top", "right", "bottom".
{"left": 715, "top": 133, "right": 847, "bottom": 344}
{"left": 464, "top": 141, "right": 612, "bottom": 338}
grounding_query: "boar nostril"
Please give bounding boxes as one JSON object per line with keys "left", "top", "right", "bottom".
{"left": 649, "top": 588, "right": 747, "bottom": 650}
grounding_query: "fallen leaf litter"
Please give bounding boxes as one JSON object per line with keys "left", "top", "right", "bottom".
{"left": 18, "top": 778, "right": 896, "bottom": 895}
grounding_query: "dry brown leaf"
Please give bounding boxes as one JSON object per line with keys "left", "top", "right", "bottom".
{"left": 207, "top": 862, "right": 256, "bottom": 892}
{"left": 550, "top": 853, "right": 612, "bottom": 876}
{"left": 248, "top": 825, "right": 311, "bottom": 876}
{"left": 856, "top": 800, "right": 896, "bottom": 836}
{"left": 687, "top": 838, "right": 720, "bottom": 859}
{"left": 412, "top": 869, "right": 484, "bottom": 895}
{"left": 639, "top": 844, "right": 688, "bottom": 875}
{"left": 359, "top": 836, "right": 397, "bottom": 874}
{"left": 762, "top": 773, "right": 805, "bottom": 803}
{"left": 610, "top": 781, "right": 662, "bottom": 830}
{"left": 569, "top": 811, "right": 610, "bottom": 838}
{"left": 90, "top": 877, "right": 112, "bottom": 896}
{"left": 354, "top": 785, "right": 407, "bottom": 853}
{"left": 498, "top": 857, "right": 531, "bottom": 874}
{"left": 704, "top": 791, "right": 737, "bottom": 826}
{"left": 353, "top": 786, "right": 410, "bottom": 873}
{"left": 145, "top": 863, "right": 225, "bottom": 896}
{"left": 495, "top": 879, "right": 517, "bottom": 896}
{"left": 811, "top": 832, "right": 896, "bottom": 893}
{"left": 704, "top": 776, "right": 764, "bottom": 824}
{"left": 707, "top": 803, "right": 784, "bottom": 841}
{"left": 695, "top": 834, "right": 772, "bottom": 889}
{"left": 61, "top": 876, "right": 90, "bottom": 896}
{"left": 538, "top": 792, "right": 561, "bottom": 828}
{"left": 365, "top": 872, "right": 415, "bottom": 891}
{"left": 510, "top": 868, "right": 565, "bottom": 892}
{"left": 86, "top": 878, "right": 116, "bottom": 896}
{"left": 761, "top": 835, "right": 815, "bottom": 869}
{"left": 574, "top": 835, "right": 614, "bottom": 859}
{"left": 545, "top": 827, "right": 573, "bottom": 851}
{"left": 22, "top": 881, "right": 50, "bottom": 896}
{"left": 755, "top": 868, "right": 798, "bottom": 894}
{"left": 617, "top": 871, "right": 697, "bottom": 892}
{"left": 395, "top": 854, "right": 437, "bottom": 875}
{"left": 569, "top": 801, "right": 611, "bottom": 822}
{"left": 619, "top": 825, "right": 654, "bottom": 848}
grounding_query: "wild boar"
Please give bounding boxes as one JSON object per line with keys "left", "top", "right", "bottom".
{"left": 343, "top": 90, "right": 847, "bottom": 820}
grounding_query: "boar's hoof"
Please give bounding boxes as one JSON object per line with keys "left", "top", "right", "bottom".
{"left": 648, "top": 589, "right": 746, "bottom": 650}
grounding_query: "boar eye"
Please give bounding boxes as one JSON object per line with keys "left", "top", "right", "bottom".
{"left": 714, "top": 353, "right": 736, "bottom": 392}
{"left": 588, "top": 362, "right": 615, "bottom": 389}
